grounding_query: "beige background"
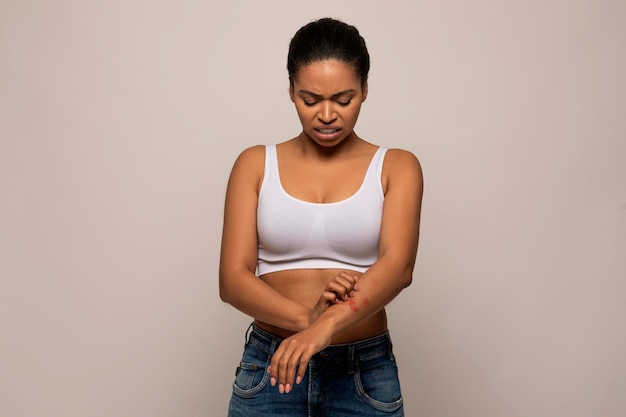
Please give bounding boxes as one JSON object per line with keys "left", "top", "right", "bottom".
{"left": 1, "top": 1, "right": 625, "bottom": 416}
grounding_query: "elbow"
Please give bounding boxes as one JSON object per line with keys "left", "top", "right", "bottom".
{"left": 379, "top": 251, "right": 416, "bottom": 290}
{"left": 399, "top": 264, "right": 414, "bottom": 288}
{"left": 218, "top": 274, "right": 234, "bottom": 304}
{"left": 219, "top": 287, "right": 229, "bottom": 303}
{"left": 220, "top": 286, "right": 237, "bottom": 306}
{"left": 219, "top": 264, "right": 255, "bottom": 305}
{"left": 401, "top": 272, "right": 413, "bottom": 289}
{"left": 219, "top": 284, "right": 236, "bottom": 305}
{"left": 219, "top": 285, "right": 229, "bottom": 304}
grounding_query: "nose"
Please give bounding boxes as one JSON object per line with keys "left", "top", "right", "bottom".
{"left": 318, "top": 101, "right": 336, "bottom": 124}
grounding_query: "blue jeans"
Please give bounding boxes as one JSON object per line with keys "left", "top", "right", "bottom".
{"left": 228, "top": 323, "right": 404, "bottom": 416}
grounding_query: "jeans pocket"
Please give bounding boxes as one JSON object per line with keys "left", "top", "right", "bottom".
{"left": 232, "top": 342, "right": 270, "bottom": 398}
{"left": 354, "top": 353, "right": 404, "bottom": 412}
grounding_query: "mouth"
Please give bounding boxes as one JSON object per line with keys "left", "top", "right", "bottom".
{"left": 314, "top": 128, "right": 341, "bottom": 134}
{"left": 312, "top": 125, "right": 343, "bottom": 142}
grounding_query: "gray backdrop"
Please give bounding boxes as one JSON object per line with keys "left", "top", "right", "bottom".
{"left": 1, "top": 1, "right": 625, "bottom": 416}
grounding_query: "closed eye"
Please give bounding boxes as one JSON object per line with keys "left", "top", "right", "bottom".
{"left": 298, "top": 89, "right": 356, "bottom": 107}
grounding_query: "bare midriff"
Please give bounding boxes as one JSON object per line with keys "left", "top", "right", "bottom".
{"left": 256, "top": 268, "right": 387, "bottom": 344}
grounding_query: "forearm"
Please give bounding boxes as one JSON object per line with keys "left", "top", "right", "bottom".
{"left": 312, "top": 260, "right": 412, "bottom": 336}
{"left": 220, "top": 269, "right": 311, "bottom": 332}
{"left": 264, "top": 259, "right": 413, "bottom": 393}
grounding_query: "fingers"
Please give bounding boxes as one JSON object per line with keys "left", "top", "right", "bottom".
{"left": 269, "top": 339, "right": 313, "bottom": 394}
{"left": 326, "top": 272, "right": 359, "bottom": 301}
{"left": 322, "top": 291, "right": 337, "bottom": 304}
{"left": 268, "top": 326, "right": 333, "bottom": 395}
{"left": 295, "top": 357, "right": 308, "bottom": 386}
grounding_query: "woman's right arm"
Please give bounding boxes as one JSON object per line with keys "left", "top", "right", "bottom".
{"left": 219, "top": 146, "right": 312, "bottom": 332}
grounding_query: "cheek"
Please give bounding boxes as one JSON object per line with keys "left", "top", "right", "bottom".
{"left": 295, "top": 105, "right": 315, "bottom": 121}
{"left": 345, "top": 107, "right": 361, "bottom": 123}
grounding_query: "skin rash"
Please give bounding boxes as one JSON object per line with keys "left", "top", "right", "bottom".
{"left": 347, "top": 297, "right": 370, "bottom": 313}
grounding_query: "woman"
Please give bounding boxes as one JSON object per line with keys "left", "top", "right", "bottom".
{"left": 219, "top": 17, "right": 423, "bottom": 416}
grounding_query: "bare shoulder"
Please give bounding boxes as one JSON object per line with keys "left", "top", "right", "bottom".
{"left": 232, "top": 144, "right": 266, "bottom": 169}
{"left": 227, "top": 145, "right": 267, "bottom": 192}
{"left": 230, "top": 145, "right": 266, "bottom": 176}
{"left": 383, "top": 148, "right": 423, "bottom": 186}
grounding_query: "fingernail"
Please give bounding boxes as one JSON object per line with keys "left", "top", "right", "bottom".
{"left": 279, "top": 384, "right": 285, "bottom": 394}
{"left": 296, "top": 376, "right": 302, "bottom": 384}
{"left": 286, "top": 383, "right": 291, "bottom": 393}
{"left": 270, "top": 377, "right": 276, "bottom": 386}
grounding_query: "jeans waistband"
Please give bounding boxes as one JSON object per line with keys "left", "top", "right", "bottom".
{"left": 247, "top": 323, "right": 393, "bottom": 362}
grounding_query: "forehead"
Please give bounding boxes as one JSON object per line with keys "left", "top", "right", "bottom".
{"left": 293, "top": 60, "right": 361, "bottom": 93}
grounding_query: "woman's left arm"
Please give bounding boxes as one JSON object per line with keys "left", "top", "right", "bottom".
{"left": 269, "top": 149, "right": 424, "bottom": 393}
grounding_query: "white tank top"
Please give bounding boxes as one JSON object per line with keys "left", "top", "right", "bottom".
{"left": 257, "top": 145, "right": 387, "bottom": 275}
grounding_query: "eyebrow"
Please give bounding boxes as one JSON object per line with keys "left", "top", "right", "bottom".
{"left": 298, "top": 89, "right": 356, "bottom": 99}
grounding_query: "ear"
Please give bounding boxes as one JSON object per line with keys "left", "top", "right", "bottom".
{"left": 361, "top": 79, "right": 368, "bottom": 102}
{"left": 289, "top": 82, "right": 295, "bottom": 102}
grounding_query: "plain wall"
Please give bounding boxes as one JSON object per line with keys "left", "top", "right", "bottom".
{"left": 1, "top": 1, "right": 624, "bottom": 416}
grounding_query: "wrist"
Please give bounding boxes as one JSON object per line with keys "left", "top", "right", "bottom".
{"left": 297, "top": 307, "right": 313, "bottom": 331}
{"left": 310, "top": 310, "right": 339, "bottom": 336}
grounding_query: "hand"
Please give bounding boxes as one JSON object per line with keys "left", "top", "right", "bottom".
{"left": 268, "top": 322, "right": 333, "bottom": 394}
{"left": 309, "top": 272, "right": 359, "bottom": 323}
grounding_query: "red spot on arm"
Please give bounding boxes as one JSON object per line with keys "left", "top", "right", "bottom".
{"left": 347, "top": 298, "right": 370, "bottom": 313}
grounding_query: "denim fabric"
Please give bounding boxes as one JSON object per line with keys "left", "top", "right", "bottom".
{"left": 228, "top": 323, "right": 404, "bottom": 417}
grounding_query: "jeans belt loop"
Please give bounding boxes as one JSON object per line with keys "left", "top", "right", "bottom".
{"left": 348, "top": 344, "right": 356, "bottom": 374}
{"left": 244, "top": 322, "right": 254, "bottom": 346}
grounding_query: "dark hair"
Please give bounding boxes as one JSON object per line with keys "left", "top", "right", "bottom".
{"left": 287, "top": 18, "right": 370, "bottom": 87}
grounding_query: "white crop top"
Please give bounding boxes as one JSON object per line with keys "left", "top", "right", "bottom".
{"left": 257, "top": 145, "right": 387, "bottom": 275}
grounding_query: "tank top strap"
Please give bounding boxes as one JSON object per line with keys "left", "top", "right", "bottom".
{"left": 375, "top": 147, "right": 388, "bottom": 179}
{"left": 264, "top": 144, "right": 278, "bottom": 180}
{"left": 360, "top": 146, "right": 388, "bottom": 189}
{"left": 357, "top": 146, "right": 387, "bottom": 198}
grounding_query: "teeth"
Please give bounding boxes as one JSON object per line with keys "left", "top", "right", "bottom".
{"left": 318, "top": 129, "right": 338, "bottom": 134}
